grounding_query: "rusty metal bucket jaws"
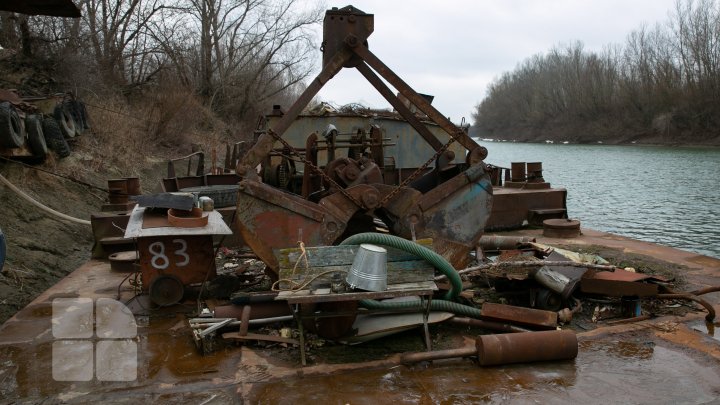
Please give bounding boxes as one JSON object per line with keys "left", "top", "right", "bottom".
{"left": 390, "top": 165, "right": 493, "bottom": 268}
{"left": 234, "top": 180, "right": 348, "bottom": 276}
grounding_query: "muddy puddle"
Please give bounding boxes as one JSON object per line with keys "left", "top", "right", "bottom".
{"left": 248, "top": 339, "right": 720, "bottom": 404}
{"left": 0, "top": 315, "right": 243, "bottom": 401}
{"left": 2, "top": 311, "right": 720, "bottom": 403}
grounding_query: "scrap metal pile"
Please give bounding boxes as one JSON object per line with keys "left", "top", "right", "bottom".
{"left": 187, "top": 6, "right": 714, "bottom": 363}
{"left": 232, "top": 6, "right": 492, "bottom": 276}
{"left": 91, "top": 5, "right": 718, "bottom": 367}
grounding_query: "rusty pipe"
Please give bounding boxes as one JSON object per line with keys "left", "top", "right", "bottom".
{"left": 450, "top": 316, "right": 531, "bottom": 333}
{"left": 400, "top": 330, "right": 578, "bottom": 366}
{"left": 213, "top": 302, "right": 292, "bottom": 319}
{"left": 656, "top": 293, "right": 716, "bottom": 321}
{"left": 477, "top": 330, "right": 578, "bottom": 366}
{"left": 690, "top": 286, "right": 720, "bottom": 296}
{"left": 478, "top": 235, "right": 536, "bottom": 251}
{"left": 400, "top": 347, "right": 477, "bottom": 364}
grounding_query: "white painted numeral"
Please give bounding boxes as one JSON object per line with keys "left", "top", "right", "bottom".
{"left": 173, "top": 239, "right": 190, "bottom": 267}
{"left": 148, "top": 242, "right": 169, "bottom": 270}
{"left": 148, "top": 239, "right": 190, "bottom": 270}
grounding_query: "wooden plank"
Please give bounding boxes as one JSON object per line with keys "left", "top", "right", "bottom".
{"left": 277, "top": 239, "right": 434, "bottom": 268}
{"left": 279, "top": 260, "right": 434, "bottom": 285}
{"left": 277, "top": 281, "right": 437, "bottom": 304}
{"left": 276, "top": 239, "right": 435, "bottom": 284}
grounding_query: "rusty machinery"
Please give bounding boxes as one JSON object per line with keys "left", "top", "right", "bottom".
{"left": 234, "top": 6, "right": 493, "bottom": 276}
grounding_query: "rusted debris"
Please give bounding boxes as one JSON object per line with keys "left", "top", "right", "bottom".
{"left": 478, "top": 235, "right": 536, "bottom": 251}
{"left": 399, "top": 330, "right": 578, "bottom": 366}
{"left": 232, "top": 5, "right": 493, "bottom": 276}
{"left": 449, "top": 316, "right": 531, "bottom": 333}
{"left": 476, "top": 330, "right": 578, "bottom": 366}
{"left": 580, "top": 268, "right": 661, "bottom": 297}
{"left": 480, "top": 302, "right": 558, "bottom": 329}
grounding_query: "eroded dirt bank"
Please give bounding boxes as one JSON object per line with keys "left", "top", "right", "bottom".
{"left": 0, "top": 160, "right": 101, "bottom": 323}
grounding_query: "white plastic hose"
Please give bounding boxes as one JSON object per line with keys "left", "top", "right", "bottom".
{"left": 0, "top": 173, "right": 91, "bottom": 225}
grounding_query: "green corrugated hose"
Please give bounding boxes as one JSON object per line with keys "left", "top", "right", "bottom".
{"left": 339, "top": 233, "right": 482, "bottom": 318}
{"left": 360, "top": 295, "right": 483, "bottom": 318}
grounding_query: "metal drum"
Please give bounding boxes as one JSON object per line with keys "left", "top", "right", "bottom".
{"left": 346, "top": 244, "right": 388, "bottom": 292}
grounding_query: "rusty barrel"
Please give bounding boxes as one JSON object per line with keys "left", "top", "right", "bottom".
{"left": 526, "top": 162, "right": 545, "bottom": 183}
{"left": 125, "top": 177, "right": 141, "bottom": 195}
{"left": 107, "top": 178, "right": 129, "bottom": 203}
{"left": 476, "top": 330, "right": 578, "bottom": 366}
{"left": 510, "top": 162, "right": 526, "bottom": 182}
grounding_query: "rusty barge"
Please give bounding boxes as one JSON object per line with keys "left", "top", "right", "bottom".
{"left": 1, "top": 5, "right": 720, "bottom": 404}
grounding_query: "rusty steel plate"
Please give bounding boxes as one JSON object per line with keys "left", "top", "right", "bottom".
{"left": 481, "top": 302, "right": 558, "bottom": 329}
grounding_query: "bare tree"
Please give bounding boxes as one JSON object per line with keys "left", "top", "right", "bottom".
{"left": 179, "top": 0, "right": 323, "bottom": 118}
{"left": 82, "top": 0, "right": 169, "bottom": 86}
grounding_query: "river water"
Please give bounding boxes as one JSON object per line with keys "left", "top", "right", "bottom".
{"left": 479, "top": 141, "right": 720, "bottom": 259}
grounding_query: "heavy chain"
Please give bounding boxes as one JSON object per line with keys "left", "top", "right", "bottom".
{"left": 377, "top": 137, "right": 456, "bottom": 208}
{"left": 265, "top": 129, "right": 364, "bottom": 207}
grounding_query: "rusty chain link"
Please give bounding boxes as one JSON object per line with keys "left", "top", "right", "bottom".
{"left": 265, "top": 129, "right": 364, "bottom": 207}
{"left": 376, "top": 137, "right": 457, "bottom": 208}
{"left": 266, "top": 127, "right": 465, "bottom": 210}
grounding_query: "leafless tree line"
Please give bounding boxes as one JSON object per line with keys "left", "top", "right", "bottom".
{"left": 473, "top": 0, "right": 720, "bottom": 141}
{"left": 0, "top": 0, "right": 323, "bottom": 122}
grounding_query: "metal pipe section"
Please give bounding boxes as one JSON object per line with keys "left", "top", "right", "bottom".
{"left": 400, "top": 347, "right": 477, "bottom": 364}
{"left": 399, "top": 330, "right": 578, "bottom": 366}
{"left": 450, "top": 316, "right": 531, "bottom": 333}
{"left": 213, "top": 302, "right": 293, "bottom": 319}
{"left": 656, "top": 293, "right": 716, "bottom": 321}
{"left": 190, "top": 315, "right": 295, "bottom": 329}
{"left": 690, "top": 286, "right": 720, "bottom": 296}
{"left": 478, "top": 235, "right": 536, "bottom": 251}
{"left": 476, "top": 330, "right": 578, "bottom": 366}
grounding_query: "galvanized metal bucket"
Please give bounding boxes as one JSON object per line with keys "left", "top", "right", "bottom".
{"left": 346, "top": 244, "right": 387, "bottom": 292}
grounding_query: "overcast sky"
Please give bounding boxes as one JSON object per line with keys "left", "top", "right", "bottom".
{"left": 306, "top": 0, "right": 679, "bottom": 123}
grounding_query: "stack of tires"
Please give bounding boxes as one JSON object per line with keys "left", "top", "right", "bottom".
{"left": 0, "top": 102, "right": 49, "bottom": 161}
{"left": 44, "top": 99, "right": 90, "bottom": 159}
{"left": 0, "top": 97, "right": 90, "bottom": 162}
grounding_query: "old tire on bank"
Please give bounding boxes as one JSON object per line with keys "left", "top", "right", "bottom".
{"left": 64, "top": 100, "right": 87, "bottom": 135}
{"left": 25, "top": 114, "right": 48, "bottom": 159}
{"left": 53, "top": 103, "right": 76, "bottom": 138}
{"left": 0, "top": 102, "right": 24, "bottom": 148}
{"left": 42, "top": 116, "right": 71, "bottom": 158}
